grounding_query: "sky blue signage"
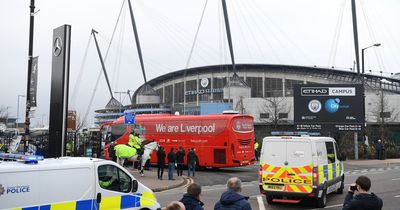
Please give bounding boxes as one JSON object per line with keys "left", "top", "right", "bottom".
{"left": 124, "top": 112, "right": 135, "bottom": 125}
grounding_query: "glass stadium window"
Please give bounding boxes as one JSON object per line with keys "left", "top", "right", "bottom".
{"left": 285, "top": 79, "right": 303, "bottom": 96}
{"left": 186, "top": 80, "right": 197, "bottom": 102}
{"left": 174, "top": 82, "right": 184, "bottom": 103}
{"left": 213, "top": 77, "right": 226, "bottom": 101}
{"left": 156, "top": 88, "right": 163, "bottom": 103}
{"left": 265, "top": 78, "right": 283, "bottom": 97}
{"left": 165, "top": 85, "right": 173, "bottom": 104}
{"left": 246, "top": 77, "right": 263, "bottom": 97}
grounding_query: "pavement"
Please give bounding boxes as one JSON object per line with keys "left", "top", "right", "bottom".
{"left": 127, "top": 167, "right": 189, "bottom": 192}
{"left": 345, "top": 158, "right": 400, "bottom": 166}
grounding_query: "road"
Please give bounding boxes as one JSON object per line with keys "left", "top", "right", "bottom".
{"left": 155, "top": 162, "right": 400, "bottom": 210}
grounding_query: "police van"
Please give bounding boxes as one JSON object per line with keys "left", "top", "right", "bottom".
{"left": 0, "top": 153, "right": 161, "bottom": 210}
{"left": 258, "top": 135, "right": 344, "bottom": 208}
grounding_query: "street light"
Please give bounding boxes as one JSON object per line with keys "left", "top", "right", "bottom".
{"left": 362, "top": 43, "right": 381, "bottom": 74}
{"left": 16, "top": 95, "right": 26, "bottom": 131}
{"left": 357, "top": 43, "right": 381, "bottom": 160}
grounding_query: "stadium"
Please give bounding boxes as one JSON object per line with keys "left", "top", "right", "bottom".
{"left": 95, "top": 63, "right": 399, "bottom": 141}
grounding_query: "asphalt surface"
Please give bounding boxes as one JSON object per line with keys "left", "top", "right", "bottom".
{"left": 154, "top": 160, "right": 400, "bottom": 210}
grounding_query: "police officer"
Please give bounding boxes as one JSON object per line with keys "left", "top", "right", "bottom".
{"left": 129, "top": 131, "right": 142, "bottom": 158}
{"left": 254, "top": 140, "right": 259, "bottom": 161}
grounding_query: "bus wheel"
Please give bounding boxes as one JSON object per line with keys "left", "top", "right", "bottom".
{"left": 266, "top": 195, "right": 274, "bottom": 205}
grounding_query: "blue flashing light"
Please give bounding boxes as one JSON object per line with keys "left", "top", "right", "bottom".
{"left": 0, "top": 153, "right": 44, "bottom": 164}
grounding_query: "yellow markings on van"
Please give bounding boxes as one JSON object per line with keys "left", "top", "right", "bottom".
{"left": 140, "top": 191, "right": 156, "bottom": 206}
{"left": 52, "top": 201, "right": 76, "bottom": 210}
{"left": 100, "top": 195, "right": 121, "bottom": 210}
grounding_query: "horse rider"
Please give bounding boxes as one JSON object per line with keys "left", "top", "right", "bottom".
{"left": 129, "top": 131, "right": 143, "bottom": 160}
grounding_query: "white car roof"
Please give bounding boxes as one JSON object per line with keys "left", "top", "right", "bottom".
{"left": 263, "top": 136, "right": 335, "bottom": 142}
{"left": 0, "top": 157, "right": 109, "bottom": 173}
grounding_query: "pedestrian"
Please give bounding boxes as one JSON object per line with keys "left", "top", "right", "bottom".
{"left": 168, "top": 147, "right": 176, "bottom": 180}
{"left": 214, "top": 177, "right": 252, "bottom": 210}
{"left": 176, "top": 146, "right": 186, "bottom": 176}
{"left": 157, "top": 146, "right": 166, "bottom": 180}
{"left": 187, "top": 148, "right": 197, "bottom": 177}
{"left": 375, "top": 139, "right": 383, "bottom": 160}
{"left": 254, "top": 140, "right": 259, "bottom": 161}
{"left": 166, "top": 201, "right": 186, "bottom": 210}
{"left": 342, "top": 175, "right": 383, "bottom": 210}
{"left": 180, "top": 183, "right": 204, "bottom": 210}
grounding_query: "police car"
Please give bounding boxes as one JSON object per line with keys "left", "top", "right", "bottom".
{"left": 0, "top": 153, "right": 161, "bottom": 210}
{"left": 258, "top": 134, "right": 344, "bottom": 208}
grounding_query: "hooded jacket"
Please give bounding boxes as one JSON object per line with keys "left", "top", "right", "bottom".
{"left": 342, "top": 192, "right": 383, "bottom": 210}
{"left": 180, "top": 193, "right": 204, "bottom": 210}
{"left": 214, "top": 190, "right": 251, "bottom": 210}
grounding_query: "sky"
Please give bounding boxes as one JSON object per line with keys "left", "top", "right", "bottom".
{"left": 0, "top": 0, "right": 399, "bottom": 127}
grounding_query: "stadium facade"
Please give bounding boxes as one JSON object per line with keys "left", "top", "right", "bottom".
{"left": 95, "top": 64, "right": 400, "bottom": 130}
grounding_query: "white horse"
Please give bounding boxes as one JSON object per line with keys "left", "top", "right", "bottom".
{"left": 115, "top": 141, "right": 159, "bottom": 176}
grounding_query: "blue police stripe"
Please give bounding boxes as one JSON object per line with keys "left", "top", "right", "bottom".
{"left": 22, "top": 207, "right": 38, "bottom": 210}
{"left": 76, "top": 199, "right": 94, "bottom": 210}
{"left": 334, "top": 163, "right": 337, "bottom": 177}
{"left": 323, "top": 165, "right": 328, "bottom": 179}
{"left": 39, "top": 205, "right": 50, "bottom": 210}
{"left": 121, "top": 195, "right": 140, "bottom": 209}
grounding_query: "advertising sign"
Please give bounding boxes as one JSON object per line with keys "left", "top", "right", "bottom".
{"left": 29, "top": 56, "right": 39, "bottom": 107}
{"left": 294, "top": 84, "right": 364, "bottom": 132}
{"left": 124, "top": 112, "right": 135, "bottom": 125}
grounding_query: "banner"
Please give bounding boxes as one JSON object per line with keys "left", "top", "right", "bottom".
{"left": 29, "top": 56, "right": 39, "bottom": 107}
{"left": 294, "top": 84, "right": 364, "bottom": 132}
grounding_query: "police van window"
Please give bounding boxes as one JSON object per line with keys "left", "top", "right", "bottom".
{"left": 325, "top": 142, "right": 336, "bottom": 163}
{"left": 98, "top": 165, "right": 132, "bottom": 193}
{"left": 334, "top": 142, "right": 341, "bottom": 160}
{"left": 316, "top": 142, "right": 328, "bottom": 165}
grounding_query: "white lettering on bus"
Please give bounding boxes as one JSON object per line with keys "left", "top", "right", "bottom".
{"left": 155, "top": 124, "right": 166, "bottom": 132}
{"left": 180, "top": 123, "right": 216, "bottom": 134}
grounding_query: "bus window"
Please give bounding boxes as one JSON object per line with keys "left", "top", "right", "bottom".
{"left": 110, "top": 123, "right": 127, "bottom": 142}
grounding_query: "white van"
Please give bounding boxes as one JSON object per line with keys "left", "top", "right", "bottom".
{"left": 0, "top": 153, "right": 161, "bottom": 210}
{"left": 258, "top": 136, "right": 344, "bottom": 208}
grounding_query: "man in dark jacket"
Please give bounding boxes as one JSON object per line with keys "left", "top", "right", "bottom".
{"left": 180, "top": 183, "right": 204, "bottom": 210}
{"left": 214, "top": 177, "right": 251, "bottom": 210}
{"left": 157, "top": 146, "right": 166, "bottom": 180}
{"left": 342, "top": 175, "right": 383, "bottom": 210}
{"left": 176, "top": 146, "right": 186, "bottom": 176}
{"left": 187, "top": 148, "right": 198, "bottom": 177}
{"left": 168, "top": 148, "right": 176, "bottom": 180}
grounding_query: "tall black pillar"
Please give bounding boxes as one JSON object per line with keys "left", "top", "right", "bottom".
{"left": 48, "top": 25, "right": 71, "bottom": 158}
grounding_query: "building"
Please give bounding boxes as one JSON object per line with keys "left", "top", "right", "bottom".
{"left": 95, "top": 63, "right": 400, "bottom": 134}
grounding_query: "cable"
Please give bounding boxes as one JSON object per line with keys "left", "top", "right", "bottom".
{"left": 328, "top": 0, "right": 345, "bottom": 67}
{"left": 185, "top": 0, "right": 209, "bottom": 69}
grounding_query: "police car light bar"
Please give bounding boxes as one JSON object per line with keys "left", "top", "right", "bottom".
{"left": 271, "top": 131, "right": 320, "bottom": 136}
{"left": 0, "top": 153, "right": 44, "bottom": 164}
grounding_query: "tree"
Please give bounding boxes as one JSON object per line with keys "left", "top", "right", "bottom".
{"left": 372, "top": 88, "right": 399, "bottom": 141}
{"left": 259, "top": 94, "right": 290, "bottom": 130}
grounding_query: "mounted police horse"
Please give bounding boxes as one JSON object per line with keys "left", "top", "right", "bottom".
{"left": 114, "top": 141, "right": 159, "bottom": 176}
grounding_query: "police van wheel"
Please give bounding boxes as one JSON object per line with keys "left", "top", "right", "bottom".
{"left": 316, "top": 189, "right": 327, "bottom": 208}
{"left": 266, "top": 195, "right": 274, "bottom": 204}
{"left": 337, "top": 177, "right": 345, "bottom": 194}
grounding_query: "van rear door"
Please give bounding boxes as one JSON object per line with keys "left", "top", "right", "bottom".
{"left": 260, "top": 138, "right": 313, "bottom": 194}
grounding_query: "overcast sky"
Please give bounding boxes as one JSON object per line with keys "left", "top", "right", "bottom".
{"left": 1, "top": 0, "right": 399, "bottom": 127}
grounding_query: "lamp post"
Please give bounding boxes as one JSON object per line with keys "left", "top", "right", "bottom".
{"left": 362, "top": 43, "right": 381, "bottom": 74}
{"left": 359, "top": 43, "right": 381, "bottom": 160}
{"left": 17, "top": 95, "right": 26, "bottom": 131}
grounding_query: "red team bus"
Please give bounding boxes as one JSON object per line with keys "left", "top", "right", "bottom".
{"left": 101, "top": 113, "right": 255, "bottom": 168}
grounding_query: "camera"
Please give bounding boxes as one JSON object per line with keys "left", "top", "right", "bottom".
{"left": 350, "top": 185, "right": 357, "bottom": 191}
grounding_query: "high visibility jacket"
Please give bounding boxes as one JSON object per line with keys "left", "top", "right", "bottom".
{"left": 254, "top": 142, "right": 259, "bottom": 150}
{"left": 129, "top": 134, "right": 141, "bottom": 150}
{"left": 115, "top": 144, "right": 137, "bottom": 158}
{"left": 99, "top": 179, "right": 113, "bottom": 188}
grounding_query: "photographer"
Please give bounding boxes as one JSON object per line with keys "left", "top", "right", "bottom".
{"left": 342, "top": 175, "right": 383, "bottom": 210}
